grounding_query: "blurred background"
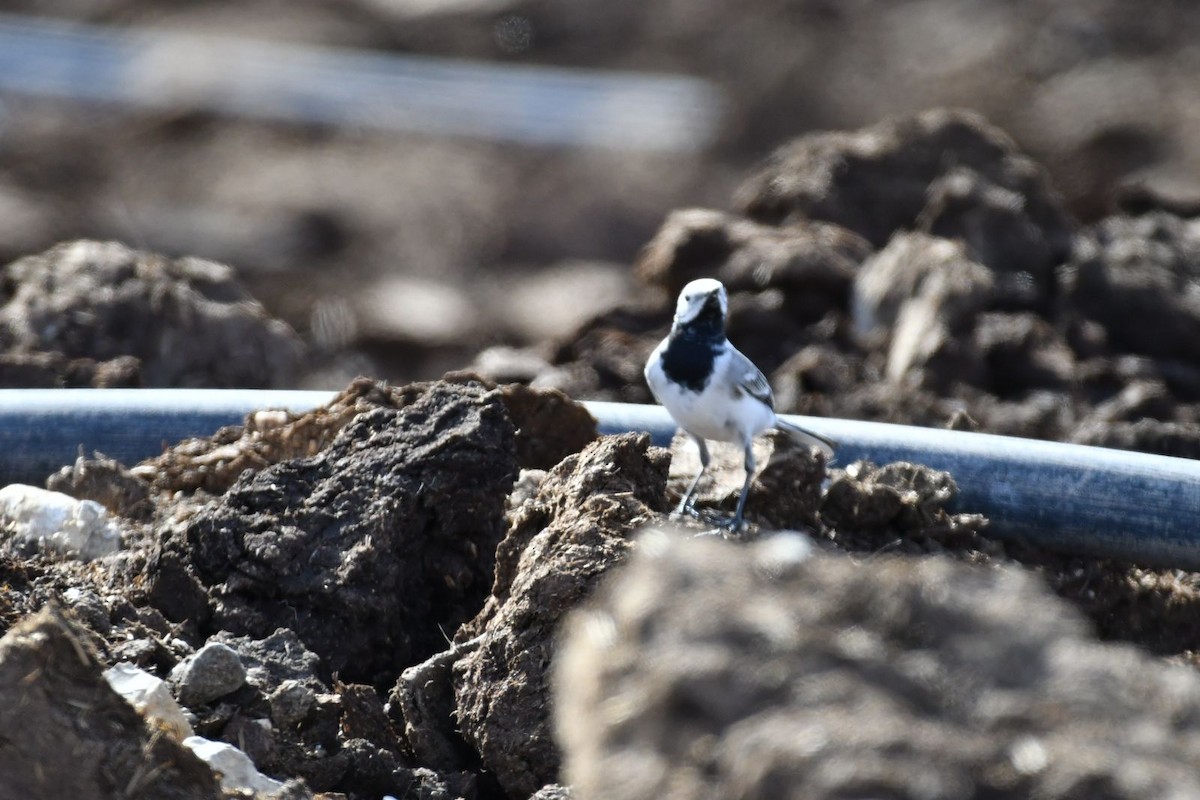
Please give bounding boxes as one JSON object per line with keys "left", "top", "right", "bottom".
{"left": 1, "top": 0, "right": 1198, "bottom": 386}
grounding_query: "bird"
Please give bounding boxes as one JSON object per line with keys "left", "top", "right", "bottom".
{"left": 644, "top": 277, "right": 836, "bottom": 530}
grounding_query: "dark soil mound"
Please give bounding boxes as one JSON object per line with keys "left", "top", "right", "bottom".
{"left": 0, "top": 240, "right": 304, "bottom": 388}
{"left": 450, "top": 433, "right": 669, "bottom": 797}
{"left": 556, "top": 531, "right": 1200, "bottom": 799}
{"left": 156, "top": 379, "right": 518, "bottom": 687}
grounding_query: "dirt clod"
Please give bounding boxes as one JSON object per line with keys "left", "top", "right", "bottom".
{"left": 0, "top": 351, "right": 141, "bottom": 388}
{"left": 0, "top": 606, "right": 222, "bottom": 799}
{"left": 820, "top": 461, "right": 995, "bottom": 557}
{"left": 497, "top": 382, "right": 598, "bottom": 471}
{"left": 735, "top": 109, "right": 1073, "bottom": 257}
{"left": 47, "top": 452, "right": 152, "bottom": 519}
{"left": 634, "top": 208, "right": 870, "bottom": 318}
{"left": 392, "top": 433, "right": 669, "bottom": 799}
{"left": 1064, "top": 211, "right": 1200, "bottom": 363}
{"left": 556, "top": 532, "right": 1200, "bottom": 800}
{"left": 159, "top": 379, "right": 518, "bottom": 688}
{"left": 0, "top": 240, "right": 305, "bottom": 387}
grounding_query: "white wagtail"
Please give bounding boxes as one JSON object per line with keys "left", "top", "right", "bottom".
{"left": 644, "top": 278, "right": 836, "bottom": 530}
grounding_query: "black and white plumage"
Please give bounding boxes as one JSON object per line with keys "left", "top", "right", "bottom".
{"left": 644, "top": 278, "right": 835, "bottom": 529}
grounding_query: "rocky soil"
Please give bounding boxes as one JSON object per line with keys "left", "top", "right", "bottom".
{"left": 3, "top": 371, "right": 1200, "bottom": 799}
{"left": 2, "top": 92, "right": 1200, "bottom": 799}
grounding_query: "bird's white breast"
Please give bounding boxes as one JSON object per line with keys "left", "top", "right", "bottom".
{"left": 645, "top": 341, "right": 775, "bottom": 445}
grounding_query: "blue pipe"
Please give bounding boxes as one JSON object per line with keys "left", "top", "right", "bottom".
{"left": 0, "top": 389, "right": 332, "bottom": 482}
{"left": 2, "top": 389, "right": 1198, "bottom": 570}
{"left": 592, "top": 401, "right": 1200, "bottom": 570}
{"left": 0, "top": 13, "right": 722, "bottom": 152}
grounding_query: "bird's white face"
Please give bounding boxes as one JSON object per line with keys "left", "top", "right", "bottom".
{"left": 674, "top": 278, "right": 728, "bottom": 325}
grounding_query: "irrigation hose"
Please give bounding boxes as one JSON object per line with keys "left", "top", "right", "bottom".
{"left": 0, "top": 12, "right": 722, "bottom": 152}
{"left": 1, "top": 389, "right": 1198, "bottom": 570}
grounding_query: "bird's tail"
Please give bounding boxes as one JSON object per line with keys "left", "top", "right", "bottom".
{"left": 776, "top": 417, "right": 837, "bottom": 460}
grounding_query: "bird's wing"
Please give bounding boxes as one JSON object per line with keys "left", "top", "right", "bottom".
{"left": 727, "top": 348, "right": 774, "bottom": 409}
{"left": 645, "top": 337, "right": 680, "bottom": 406}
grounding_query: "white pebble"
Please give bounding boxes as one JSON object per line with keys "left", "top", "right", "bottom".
{"left": 104, "top": 662, "right": 195, "bottom": 741}
{"left": 0, "top": 484, "right": 121, "bottom": 560}
{"left": 182, "top": 736, "right": 284, "bottom": 794}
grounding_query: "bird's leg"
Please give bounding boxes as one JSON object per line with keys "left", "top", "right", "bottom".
{"left": 674, "top": 436, "right": 710, "bottom": 518}
{"left": 723, "top": 442, "right": 756, "bottom": 531}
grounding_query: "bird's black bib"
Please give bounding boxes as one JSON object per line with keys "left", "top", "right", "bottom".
{"left": 660, "top": 297, "right": 725, "bottom": 393}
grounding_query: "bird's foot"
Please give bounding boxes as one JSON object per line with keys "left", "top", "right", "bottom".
{"left": 671, "top": 510, "right": 748, "bottom": 539}
{"left": 688, "top": 515, "right": 747, "bottom": 539}
{"left": 669, "top": 504, "right": 734, "bottom": 536}
{"left": 715, "top": 514, "right": 747, "bottom": 533}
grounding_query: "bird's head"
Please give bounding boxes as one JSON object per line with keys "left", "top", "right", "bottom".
{"left": 673, "top": 278, "right": 728, "bottom": 330}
